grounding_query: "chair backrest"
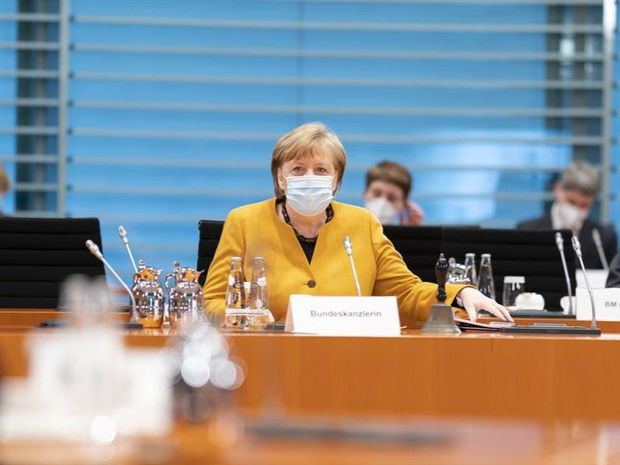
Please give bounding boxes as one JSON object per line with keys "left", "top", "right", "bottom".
{"left": 0, "top": 217, "right": 105, "bottom": 308}
{"left": 197, "top": 220, "right": 225, "bottom": 286}
{"left": 442, "top": 228, "right": 575, "bottom": 311}
{"left": 195, "top": 219, "right": 574, "bottom": 311}
{"left": 381, "top": 225, "right": 444, "bottom": 283}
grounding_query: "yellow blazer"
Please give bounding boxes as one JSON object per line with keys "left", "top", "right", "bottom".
{"left": 203, "top": 198, "right": 466, "bottom": 322}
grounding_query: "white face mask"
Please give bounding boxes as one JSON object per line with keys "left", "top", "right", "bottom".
{"left": 285, "top": 175, "right": 334, "bottom": 217}
{"left": 553, "top": 201, "right": 588, "bottom": 232}
{"left": 365, "top": 197, "right": 400, "bottom": 225}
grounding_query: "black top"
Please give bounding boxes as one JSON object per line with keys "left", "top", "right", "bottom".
{"left": 607, "top": 253, "right": 620, "bottom": 288}
{"left": 279, "top": 199, "right": 334, "bottom": 264}
{"left": 517, "top": 215, "right": 617, "bottom": 270}
{"left": 298, "top": 240, "right": 317, "bottom": 264}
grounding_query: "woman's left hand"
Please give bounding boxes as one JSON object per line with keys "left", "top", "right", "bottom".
{"left": 456, "top": 287, "right": 514, "bottom": 322}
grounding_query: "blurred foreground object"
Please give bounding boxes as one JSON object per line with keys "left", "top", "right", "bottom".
{"left": 0, "top": 276, "right": 172, "bottom": 463}
{"left": 0, "top": 276, "right": 245, "bottom": 464}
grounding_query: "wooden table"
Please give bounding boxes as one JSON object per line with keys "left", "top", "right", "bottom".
{"left": 202, "top": 419, "right": 620, "bottom": 465}
{"left": 3, "top": 309, "right": 620, "bottom": 333}
{"left": 0, "top": 309, "right": 130, "bottom": 329}
{"left": 2, "top": 315, "right": 620, "bottom": 421}
{"left": 2, "top": 417, "right": 620, "bottom": 465}
{"left": 3, "top": 310, "right": 620, "bottom": 464}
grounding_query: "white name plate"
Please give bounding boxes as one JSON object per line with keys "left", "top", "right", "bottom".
{"left": 284, "top": 294, "right": 401, "bottom": 336}
{"left": 576, "top": 269, "right": 609, "bottom": 289}
{"left": 576, "top": 288, "right": 620, "bottom": 321}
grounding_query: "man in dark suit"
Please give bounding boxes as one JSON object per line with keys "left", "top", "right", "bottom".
{"left": 517, "top": 161, "right": 617, "bottom": 270}
{"left": 607, "top": 253, "right": 620, "bottom": 288}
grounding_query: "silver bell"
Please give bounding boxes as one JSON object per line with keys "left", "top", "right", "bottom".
{"left": 421, "top": 303, "right": 461, "bottom": 334}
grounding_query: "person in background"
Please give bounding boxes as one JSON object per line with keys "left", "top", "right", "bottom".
{"left": 607, "top": 253, "right": 620, "bottom": 288}
{"left": 364, "top": 161, "right": 424, "bottom": 226}
{"left": 517, "top": 161, "right": 617, "bottom": 270}
{"left": 203, "top": 122, "right": 511, "bottom": 323}
{"left": 0, "top": 165, "right": 9, "bottom": 215}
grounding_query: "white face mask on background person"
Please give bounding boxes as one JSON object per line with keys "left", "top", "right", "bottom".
{"left": 552, "top": 201, "right": 588, "bottom": 232}
{"left": 365, "top": 197, "right": 400, "bottom": 225}
{"left": 285, "top": 175, "right": 334, "bottom": 217}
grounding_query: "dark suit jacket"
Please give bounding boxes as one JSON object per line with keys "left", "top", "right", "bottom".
{"left": 607, "top": 253, "right": 620, "bottom": 288}
{"left": 517, "top": 215, "right": 617, "bottom": 270}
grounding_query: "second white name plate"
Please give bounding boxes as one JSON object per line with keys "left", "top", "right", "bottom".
{"left": 576, "top": 269, "right": 609, "bottom": 289}
{"left": 576, "top": 288, "right": 620, "bottom": 321}
{"left": 284, "top": 294, "right": 401, "bottom": 336}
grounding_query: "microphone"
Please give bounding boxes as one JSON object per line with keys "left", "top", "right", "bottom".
{"left": 591, "top": 228, "right": 609, "bottom": 271}
{"left": 85, "top": 239, "right": 140, "bottom": 325}
{"left": 118, "top": 225, "right": 138, "bottom": 273}
{"left": 555, "top": 232, "right": 574, "bottom": 316}
{"left": 343, "top": 236, "right": 362, "bottom": 296}
{"left": 571, "top": 235, "right": 598, "bottom": 329}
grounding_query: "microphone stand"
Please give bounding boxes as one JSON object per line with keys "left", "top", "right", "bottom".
{"left": 572, "top": 236, "right": 598, "bottom": 330}
{"left": 85, "top": 240, "right": 142, "bottom": 328}
{"left": 343, "top": 236, "right": 362, "bottom": 296}
{"left": 555, "top": 232, "right": 574, "bottom": 316}
{"left": 592, "top": 228, "right": 609, "bottom": 271}
{"left": 118, "top": 225, "right": 139, "bottom": 273}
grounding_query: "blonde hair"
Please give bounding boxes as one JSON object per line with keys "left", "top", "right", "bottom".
{"left": 0, "top": 165, "right": 9, "bottom": 195}
{"left": 271, "top": 122, "right": 347, "bottom": 199}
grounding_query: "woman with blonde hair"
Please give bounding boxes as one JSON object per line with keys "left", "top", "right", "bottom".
{"left": 203, "top": 122, "right": 511, "bottom": 323}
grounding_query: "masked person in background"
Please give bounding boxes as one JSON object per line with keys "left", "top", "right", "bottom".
{"left": 203, "top": 122, "right": 512, "bottom": 323}
{"left": 518, "top": 161, "right": 617, "bottom": 270}
{"left": 0, "top": 165, "right": 9, "bottom": 216}
{"left": 363, "top": 161, "right": 424, "bottom": 226}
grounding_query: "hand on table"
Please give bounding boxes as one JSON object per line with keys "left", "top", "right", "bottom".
{"left": 456, "top": 287, "right": 513, "bottom": 322}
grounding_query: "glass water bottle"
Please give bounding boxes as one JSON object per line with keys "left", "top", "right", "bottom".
{"left": 247, "top": 256, "right": 270, "bottom": 329}
{"left": 477, "top": 253, "right": 496, "bottom": 301}
{"left": 464, "top": 253, "right": 477, "bottom": 286}
{"left": 224, "top": 257, "right": 247, "bottom": 328}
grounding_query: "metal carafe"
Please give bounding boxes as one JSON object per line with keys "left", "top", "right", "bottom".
{"left": 131, "top": 260, "right": 166, "bottom": 328}
{"left": 165, "top": 261, "right": 204, "bottom": 326}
